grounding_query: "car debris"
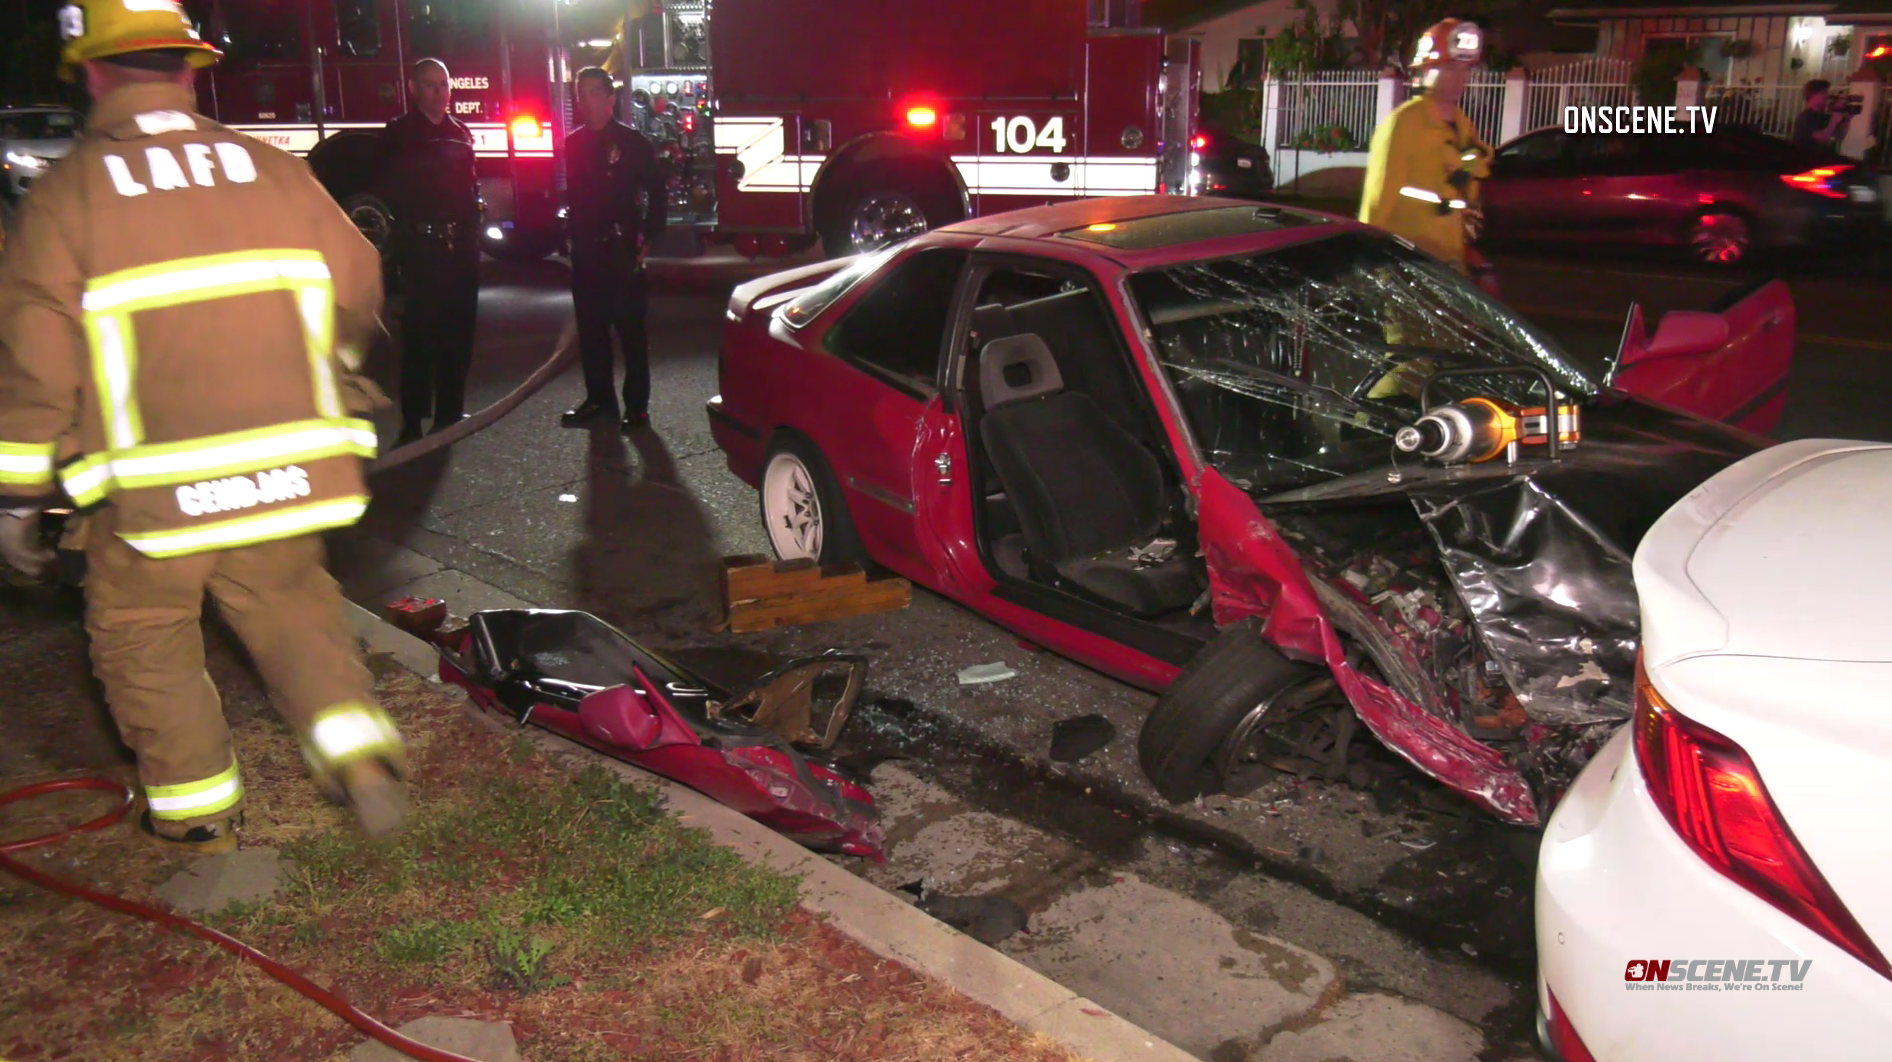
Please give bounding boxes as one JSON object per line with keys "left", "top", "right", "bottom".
{"left": 411, "top": 606, "right": 885, "bottom": 860}
{"left": 957, "top": 662, "right": 1017, "bottom": 685}
{"left": 1048, "top": 713, "right": 1116, "bottom": 762}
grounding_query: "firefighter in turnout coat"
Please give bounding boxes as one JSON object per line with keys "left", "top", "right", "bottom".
{"left": 1359, "top": 19, "right": 1496, "bottom": 285}
{"left": 0, "top": 0, "right": 408, "bottom": 852}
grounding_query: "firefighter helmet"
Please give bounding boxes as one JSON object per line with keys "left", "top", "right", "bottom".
{"left": 1410, "top": 19, "right": 1483, "bottom": 70}
{"left": 57, "top": 0, "right": 222, "bottom": 79}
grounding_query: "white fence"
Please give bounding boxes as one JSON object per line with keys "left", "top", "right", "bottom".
{"left": 1522, "top": 57, "right": 1637, "bottom": 134}
{"left": 1271, "top": 71, "right": 1381, "bottom": 151}
{"left": 1461, "top": 69, "right": 1509, "bottom": 144}
{"left": 1701, "top": 82, "right": 1803, "bottom": 139}
{"left": 1249, "top": 57, "right": 1885, "bottom": 190}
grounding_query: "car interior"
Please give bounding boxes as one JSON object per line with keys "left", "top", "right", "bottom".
{"left": 951, "top": 262, "right": 1217, "bottom": 649}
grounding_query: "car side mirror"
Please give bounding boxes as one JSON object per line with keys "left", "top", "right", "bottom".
{"left": 1619, "top": 310, "right": 1729, "bottom": 368}
{"left": 577, "top": 684, "right": 662, "bottom": 750}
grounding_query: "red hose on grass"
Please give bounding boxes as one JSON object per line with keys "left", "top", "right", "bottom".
{"left": 0, "top": 778, "right": 488, "bottom": 1060}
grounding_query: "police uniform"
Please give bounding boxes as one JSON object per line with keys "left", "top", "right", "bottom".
{"left": 562, "top": 118, "right": 667, "bottom": 428}
{"left": 1359, "top": 21, "right": 1494, "bottom": 276}
{"left": 381, "top": 108, "right": 481, "bottom": 441}
{"left": 0, "top": 0, "right": 406, "bottom": 852}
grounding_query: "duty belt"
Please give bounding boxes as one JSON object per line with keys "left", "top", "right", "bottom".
{"left": 576, "top": 223, "right": 642, "bottom": 245}
{"left": 407, "top": 221, "right": 473, "bottom": 242}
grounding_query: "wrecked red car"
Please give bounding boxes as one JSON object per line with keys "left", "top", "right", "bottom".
{"left": 704, "top": 195, "right": 1794, "bottom": 826}
{"left": 426, "top": 608, "right": 885, "bottom": 859}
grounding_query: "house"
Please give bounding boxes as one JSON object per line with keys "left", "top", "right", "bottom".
{"left": 1544, "top": 0, "right": 1890, "bottom": 85}
{"left": 1158, "top": 0, "right": 1353, "bottom": 91}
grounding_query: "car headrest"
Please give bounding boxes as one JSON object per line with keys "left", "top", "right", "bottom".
{"left": 969, "top": 303, "right": 1016, "bottom": 350}
{"left": 980, "top": 333, "right": 1064, "bottom": 409}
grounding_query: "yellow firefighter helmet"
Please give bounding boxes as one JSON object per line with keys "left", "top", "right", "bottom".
{"left": 57, "top": 0, "right": 222, "bottom": 79}
{"left": 1410, "top": 19, "right": 1483, "bottom": 70}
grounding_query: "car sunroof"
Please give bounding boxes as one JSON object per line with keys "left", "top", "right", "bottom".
{"left": 1056, "top": 205, "right": 1332, "bottom": 250}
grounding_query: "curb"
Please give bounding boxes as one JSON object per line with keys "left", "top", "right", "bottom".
{"left": 344, "top": 601, "right": 1201, "bottom": 1062}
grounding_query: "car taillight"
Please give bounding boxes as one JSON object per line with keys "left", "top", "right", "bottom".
{"left": 1781, "top": 164, "right": 1852, "bottom": 198}
{"left": 1633, "top": 658, "right": 1892, "bottom": 979}
{"left": 1191, "top": 133, "right": 1208, "bottom": 149}
{"left": 1543, "top": 990, "right": 1596, "bottom": 1062}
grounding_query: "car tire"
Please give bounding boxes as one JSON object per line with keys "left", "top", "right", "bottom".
{"left": 819, "top": 163, "right": 962, "bottom": 259}
{"left": 1137, "top": 617, "right": 1326, "bottom": 803}
{"left": 758, "top": 434, "right": 867, "bottom": 567}
{"left": 1686, "top": 210, "right": 1752, "bottom": 265}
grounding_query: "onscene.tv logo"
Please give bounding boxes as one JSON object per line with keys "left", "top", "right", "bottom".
{"left": 1624, "top": 959, "right": 1812, "bottom": 991}
{"left": 1564, "top": 106, "right": 1721, "bottom": 134}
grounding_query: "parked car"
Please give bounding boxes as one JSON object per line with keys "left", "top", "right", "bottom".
{"left": 1535, "top": 438, "right": 1892, "bottom": 1062}
{"left": 706, "top": 195, "right": 1794, "bottom": 826}
{"left": 0, "top": 104, "right": 80, "bottom": 215}
{"left": 1191, "top": 123, "right": 1274, "bottom": 199}
{"left": 1480, "top": 125, "right": 1882, "bottom": 265}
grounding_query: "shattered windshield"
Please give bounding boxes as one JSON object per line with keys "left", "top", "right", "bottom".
{"left": 1129, "top": 232, "right": 1596, "bottom": 493}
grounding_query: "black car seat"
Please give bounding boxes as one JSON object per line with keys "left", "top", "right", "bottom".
{"left": 976, "top": 333, "right": 1200, "bottom": 618}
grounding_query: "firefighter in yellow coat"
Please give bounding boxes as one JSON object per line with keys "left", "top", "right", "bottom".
{"left": 1359, "top": 19, "right": 1495, "bottom": 282}
{"left": 0, "top": 0, "right": 407, "bottom": 853}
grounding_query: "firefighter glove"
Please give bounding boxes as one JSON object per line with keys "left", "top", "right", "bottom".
{"left": 0, "top": 509, "right": 52, "bottom": 577}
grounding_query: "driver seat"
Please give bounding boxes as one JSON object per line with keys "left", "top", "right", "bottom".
{"left": 977, "top": 334, "right": 1200, "bottom": 618}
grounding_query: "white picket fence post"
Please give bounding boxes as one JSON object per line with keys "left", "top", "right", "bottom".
{"left": 1376, "top": 71, "right": 1406, "bottom": 128}
{"left": 1500, "top": 68, "right": 1528, "bottom": 142}
{"left": 1842, "top": 71, "right": 1881, "bottom": 160}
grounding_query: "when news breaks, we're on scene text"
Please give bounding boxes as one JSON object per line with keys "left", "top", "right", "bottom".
{"left": 1564, "top": 106, "right": 1721, "bottom": 135}
{"left": 1623, "top": 958, "right": 1813, "bottom": 992}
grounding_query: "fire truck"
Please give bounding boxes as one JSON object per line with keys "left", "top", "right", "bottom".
{"left": 183, "top": 0, "right": 1198, "bottom": 262}
{"left": 182, "top": 0, "right": 593, "bottom": 262}
{"left": 619, "top": 0, "right": 1201, "bottom": 257}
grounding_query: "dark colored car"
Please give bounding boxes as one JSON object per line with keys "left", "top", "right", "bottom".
{"left": 1, "top": 105, "right": 80, "bottom": 221}
{"left": 1191, "top": 125, "right": 1274, "bottom": 198}
{"left": 1480, "top": 125, "right": 1883, "bottom": 264}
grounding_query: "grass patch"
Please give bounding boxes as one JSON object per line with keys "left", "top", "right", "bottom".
{"left": 2, "top": 666, "right": 1079, "bottom": 1062}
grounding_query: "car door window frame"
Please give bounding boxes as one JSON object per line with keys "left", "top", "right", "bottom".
{"left": 947, "top": 251, "right": 1184, "bottom": 476}
{"left": 818, "top": 246, "right": 971, "bottom": 402}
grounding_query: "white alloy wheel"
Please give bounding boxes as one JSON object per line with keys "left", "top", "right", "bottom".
{"left": 762, "top": 450, "right": 824, "bottom": 561}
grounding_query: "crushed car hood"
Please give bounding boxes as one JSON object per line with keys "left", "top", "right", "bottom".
{"left": 1257, "top": 395, "right": 1763, "bottom": 725}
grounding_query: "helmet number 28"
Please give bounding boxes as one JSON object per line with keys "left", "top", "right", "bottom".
{"left": 988, "top": 116, "right": 1069, "bottom": 154}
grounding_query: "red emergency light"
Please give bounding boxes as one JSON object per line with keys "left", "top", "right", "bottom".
{"left": 510, "top": 115, "right": 541, "bottom": 142}
{"left": 905, "top": 106, "right": 939, "bottom": 128}
{"left": 1191, "top": 134, "right": 1208, "bottom": 149}
{"left": 1871, "top": 45, "right": 1890, "bottom": 58}
{"left": 683, "top": 112, "right": 696, "bottom": 133}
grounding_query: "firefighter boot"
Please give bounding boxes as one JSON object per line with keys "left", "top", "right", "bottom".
{"left": 337, "top": 759, "right": 408, "bottom": 839}
{"left": 138, "top": 810, "right": 243, "bottom": 856}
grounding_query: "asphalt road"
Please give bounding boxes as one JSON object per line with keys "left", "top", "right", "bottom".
{"left": 324, "top": 242, "right": 1891, "bottom": 1059}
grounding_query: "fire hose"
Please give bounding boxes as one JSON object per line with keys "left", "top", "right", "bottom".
{"left": 0, "top": 317, "right": 583, "bottom": 1062}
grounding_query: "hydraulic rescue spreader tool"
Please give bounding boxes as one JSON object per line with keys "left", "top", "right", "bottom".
{"left": 1394, "top": 365, "right": 1582, "bottom": 467}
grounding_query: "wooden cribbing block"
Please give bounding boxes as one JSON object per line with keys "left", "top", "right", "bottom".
{"left": 722, "top": 554, "right": 911, "bottom": 633}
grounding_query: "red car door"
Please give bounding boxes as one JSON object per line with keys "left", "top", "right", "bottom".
{"left": 800, "top": 247, "right": 971, "bottom": 577}
{"left": 1610, "top": 279, "right": 1796, "bottom": 434}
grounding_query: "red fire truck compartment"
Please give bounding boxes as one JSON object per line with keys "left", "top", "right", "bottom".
{"left": 701, "top": 0, "right": 1199, "bottom": 257}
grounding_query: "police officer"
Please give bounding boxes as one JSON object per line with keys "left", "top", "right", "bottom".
{"left": 560, "top": 67, "right": 667, "bottom": 431}
{"left": 382, "top": 58, "right": 481, "bottom": 445}
{"left": 1360, "top": 20, "right": 1495, "bottom": 285}
{"left": 0, "top": 0, "right": 407, "bottom": 853}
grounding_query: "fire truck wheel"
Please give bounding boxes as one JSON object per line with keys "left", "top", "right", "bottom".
{"left": 341, "top": 192, "right": 395, "bottom": 257}
{"left": 819, "top": 165, "right": 961, "bottom": 258}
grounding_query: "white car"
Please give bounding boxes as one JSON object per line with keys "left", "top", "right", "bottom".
{"left": 1536, "top": 438, "right": 1892, "bottom": 1061}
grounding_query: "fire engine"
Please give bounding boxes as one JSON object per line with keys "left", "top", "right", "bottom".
{"left": 182, "top": 0, "right": 584, "bottom": 262}
{"left": 618, "top": 0, "right": 1202, "bottom": 257}
{"left": 181, "top": 0, "right": 1199, "bottom": 262}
